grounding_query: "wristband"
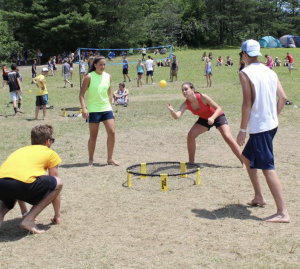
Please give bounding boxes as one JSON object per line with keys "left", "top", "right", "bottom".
{"left": 239, "top": 128, "right": 246, "bottom": 133}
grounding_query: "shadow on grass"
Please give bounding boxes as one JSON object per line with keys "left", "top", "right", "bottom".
{"left": 0, "top": 218, "right": 51, "bottom": 242}
{"left": 192, "top": 204, "right": 262, "bottom": 221}
{"left": 60, "top": 163, "right": 107, "bottom": 168}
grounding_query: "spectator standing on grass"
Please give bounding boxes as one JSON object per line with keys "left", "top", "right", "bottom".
{"left": 31, "top": 59, "right": 37, "bottom": 84}
{"left": 33, "top": 67, "right": 49, "bottom": 120}
{"left": 145, "top": 56, "right": 155, "bottom": 84}
{"left": 204, "top": 58, "right": 212, "bottom": 87}
{"left": 79, "top": 56, "right": 119, "bottom": 167}
{"left": 2, "top": 63, "right": 8, "bottom": 89}
{"left": 136, "top": 60, "right": 146, "bottom": 87}
{"left": 237, "top": 39, "right": 289, "bottom": 223}
{"left": 0, "top": 124, "right": 63, "bottom": 234}
{"left": 48, "top": 57, "right": 54, "bottom": 76}
{"left": 170, "top": 54, "right": 178, "bottom": 82}
{"left": 122, "top": 55, "right": 131, "bottom": 82}
{"left": 69, "top": 57, "right": 74, "bottom": 80}
{"left": 284, "top": 52, "right": 297, "bottom": 74}
{"left": 62, "top": 59, "right": 73, "bottom": 88}
{"left": 141, "top": 46, "right": 147, "bottom": 61}
{"left": 6, "top": 63, "right": 23, "bottom": 115}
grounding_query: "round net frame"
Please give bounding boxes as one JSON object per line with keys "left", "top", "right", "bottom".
{"left": 126, "top": 161, "right": 201, "bottom": 192}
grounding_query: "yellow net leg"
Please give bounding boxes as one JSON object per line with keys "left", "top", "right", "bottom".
{"left": 63, "top": 108, "right": 67, "bottom": 117}
{"left": 196, "top": 168, "right": 201, "bottom": 185}
{"left": 180, "top": 162, "right": 187, "bottom": 178}
{"left": 160, "top": 174, "right": 168, "bottom": 192}
{"left": 140, "top": 163, "right": 147, "bottom": 179}
{"left": 127, "top": 170, "right": 132, "bottom": 188}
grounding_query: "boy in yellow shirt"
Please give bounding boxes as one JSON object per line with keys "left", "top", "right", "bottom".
{"left": 0, "top": 125, "right": 63, "bottom": 234}
{"left": 33, "top": 67, "right": 49, "bottom": 120}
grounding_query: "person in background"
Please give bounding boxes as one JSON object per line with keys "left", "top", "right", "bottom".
{"left": 31, "top": 59, "right": 37, "bottom": 84}
{"left": 204, "top": 58, "right": 212, "bottom": 87}
{"left": 217, "top": 56, "right": 223, "bottom": 66}
{"left": 6, "top": 63, "right": 23, "bottom": 115}
{"left": 122, "top": 55, "right": 131, "bottom": 82}
{"left": 264, "top": 54, "right": 273, "bottom": 69}
{"left": 136, "top": 60, "right": 146, "bottom": 87}
{"left": 170, "top": 54, "right": 178, "bottom": 82}
{"left": 2, "top": 63, "right": 8, "bottom": 89}
{"left": 33, "top": 67, "right": 49, "bottom": 120}
{"left": 113, "top": 83, "right": 129, "bottom": 107}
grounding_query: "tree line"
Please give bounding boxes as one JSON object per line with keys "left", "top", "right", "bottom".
{"left": 0, "top": 0, "right": 299, "bottom": 62}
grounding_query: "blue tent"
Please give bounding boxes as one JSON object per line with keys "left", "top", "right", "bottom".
{"left": 279, "top": 35, "right": 300, "bottom": 48}
{"left": 258, "top": 36, "right": 282, "bottom": 48}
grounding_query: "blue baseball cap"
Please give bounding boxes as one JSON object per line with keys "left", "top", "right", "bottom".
{"left": 241, "top": 39, "right": 262, "bottom": 57}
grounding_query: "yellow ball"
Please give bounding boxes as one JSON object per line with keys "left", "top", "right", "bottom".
{"left": 28, "top": 90, "right": 32, "bottom": 93}
{"left": 159, "top": 80, "right": 167, "bottom": 88}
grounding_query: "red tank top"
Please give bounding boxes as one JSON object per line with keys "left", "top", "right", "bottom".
{"left": 186, "top": 93, "right": 223, "bottom": 119}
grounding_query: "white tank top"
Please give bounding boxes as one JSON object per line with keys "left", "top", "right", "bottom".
{"left": 241, "top": 63, "right": 278, "bottom": 134}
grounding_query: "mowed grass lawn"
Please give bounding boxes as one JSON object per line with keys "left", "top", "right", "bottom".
{"left": 0, "top": 47, "right": 300, "bottom": 269}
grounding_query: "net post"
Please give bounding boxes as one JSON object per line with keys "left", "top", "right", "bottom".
{"left": 160, "top": 174, "right": 168, "bottom": 192}
{"left": 196, "top": 168, "right": 201, "bottom": 185}
{"left": 127, "top": 170, "right": 132, "bottom": 188}
{"left": 62, "top": 108, "right": 67, "bottom": 117}
{"left": 140, "top": 163, "right": 147, "bottom": 179}
{"left": 180, "top": 162, "right": 187, "bottom": 178}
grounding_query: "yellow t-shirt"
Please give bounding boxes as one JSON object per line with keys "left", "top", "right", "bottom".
{"left": 87, "top": 71, "right": 112, "bottom": 112}
{"left": 35, "top": 74, "right": 48, "bottom": 96}
{"left": 0, "top": 145, "right": 61, "bottom": 183}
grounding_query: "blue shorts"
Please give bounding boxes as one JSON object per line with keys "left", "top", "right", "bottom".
{"left": 146, "top": 71, "right": 153, "bottom": 76}
{"left": 87, "top": 111, "right": 114, "bottom": 123}
{"left": 196, "top": 114, "right": 228, "bottom": 130}
{"left": 242, "top": 127, "right": 277, "bottom": 170}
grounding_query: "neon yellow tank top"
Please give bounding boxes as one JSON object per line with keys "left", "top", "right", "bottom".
{"left": 87, "top": 71, "right": 112, "bottom": 112}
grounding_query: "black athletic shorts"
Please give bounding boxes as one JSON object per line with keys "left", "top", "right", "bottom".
{"left": 36, "top": 95, "right": 48, "bottom": 106}
{"left": 122, "top": 68, "right": 128, "bottom": 75}
{"left": 196, "top": 113, "right": 228, "bottom": 130}
{"left": 0, "top": 175, "right": 57, "bottom": 209}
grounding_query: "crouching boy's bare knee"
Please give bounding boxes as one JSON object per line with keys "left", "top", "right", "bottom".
{"left": 54, "top": 177, "right": 63, "bottom": 190}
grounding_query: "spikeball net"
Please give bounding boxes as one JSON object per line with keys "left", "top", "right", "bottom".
{"left": 126, "top": 162, "right": 201, "bottom": 192}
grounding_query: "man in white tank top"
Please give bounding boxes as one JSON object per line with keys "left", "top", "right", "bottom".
{"left": 236, "top": 39, "right": 289, "bottom": 223}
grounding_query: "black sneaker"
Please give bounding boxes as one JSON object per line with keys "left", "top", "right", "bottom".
{"left": 71, "top": 84, "right": 73, "bottom": 88}
{"left": 124, "top": 102, "right": 128, "bottom": 107}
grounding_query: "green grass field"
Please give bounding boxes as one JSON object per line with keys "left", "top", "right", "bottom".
{"left": 0, "top": 48, "right": 300, "bottom": 269}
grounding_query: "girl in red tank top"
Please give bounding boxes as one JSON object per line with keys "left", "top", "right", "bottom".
{"left": 167, "top": 82, "right": 243, "bottom": 166}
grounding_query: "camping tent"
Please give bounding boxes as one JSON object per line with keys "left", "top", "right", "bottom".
{"left": 258, "top": 36, "right": 282, "bottom": 48}
{"left": 279, "top": 35, "right": 300, "bottom": 48}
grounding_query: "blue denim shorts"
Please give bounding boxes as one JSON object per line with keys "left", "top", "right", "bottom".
{"left": 87, "top": 111, "right": 114, "bottom": 123}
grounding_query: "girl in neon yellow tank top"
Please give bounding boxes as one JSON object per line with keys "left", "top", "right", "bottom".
{"left": 79, "top": 56, "right": 119, "bottom": 166}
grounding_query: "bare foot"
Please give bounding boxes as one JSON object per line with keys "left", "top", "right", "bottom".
{"left": 107, "top": 159, "right": 120, "bottom": 166}
{"left": 88, "top": 160, "right": 93, "bottom": 167}
{"left": 247, "top": 198, "right": 266, "bottom": 207}
{"left": 20, "top": 220, "right": 45, "bottom": 234}
{"left": 51, "top": 215, "right": 61, "bottom": 224}
{"left": 263, "top": 213, "right": 290, "bottom": 223}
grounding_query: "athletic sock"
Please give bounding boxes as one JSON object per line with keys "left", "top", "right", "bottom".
{"left": 14, "top": 107, "right": 17, "bottom": 113}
